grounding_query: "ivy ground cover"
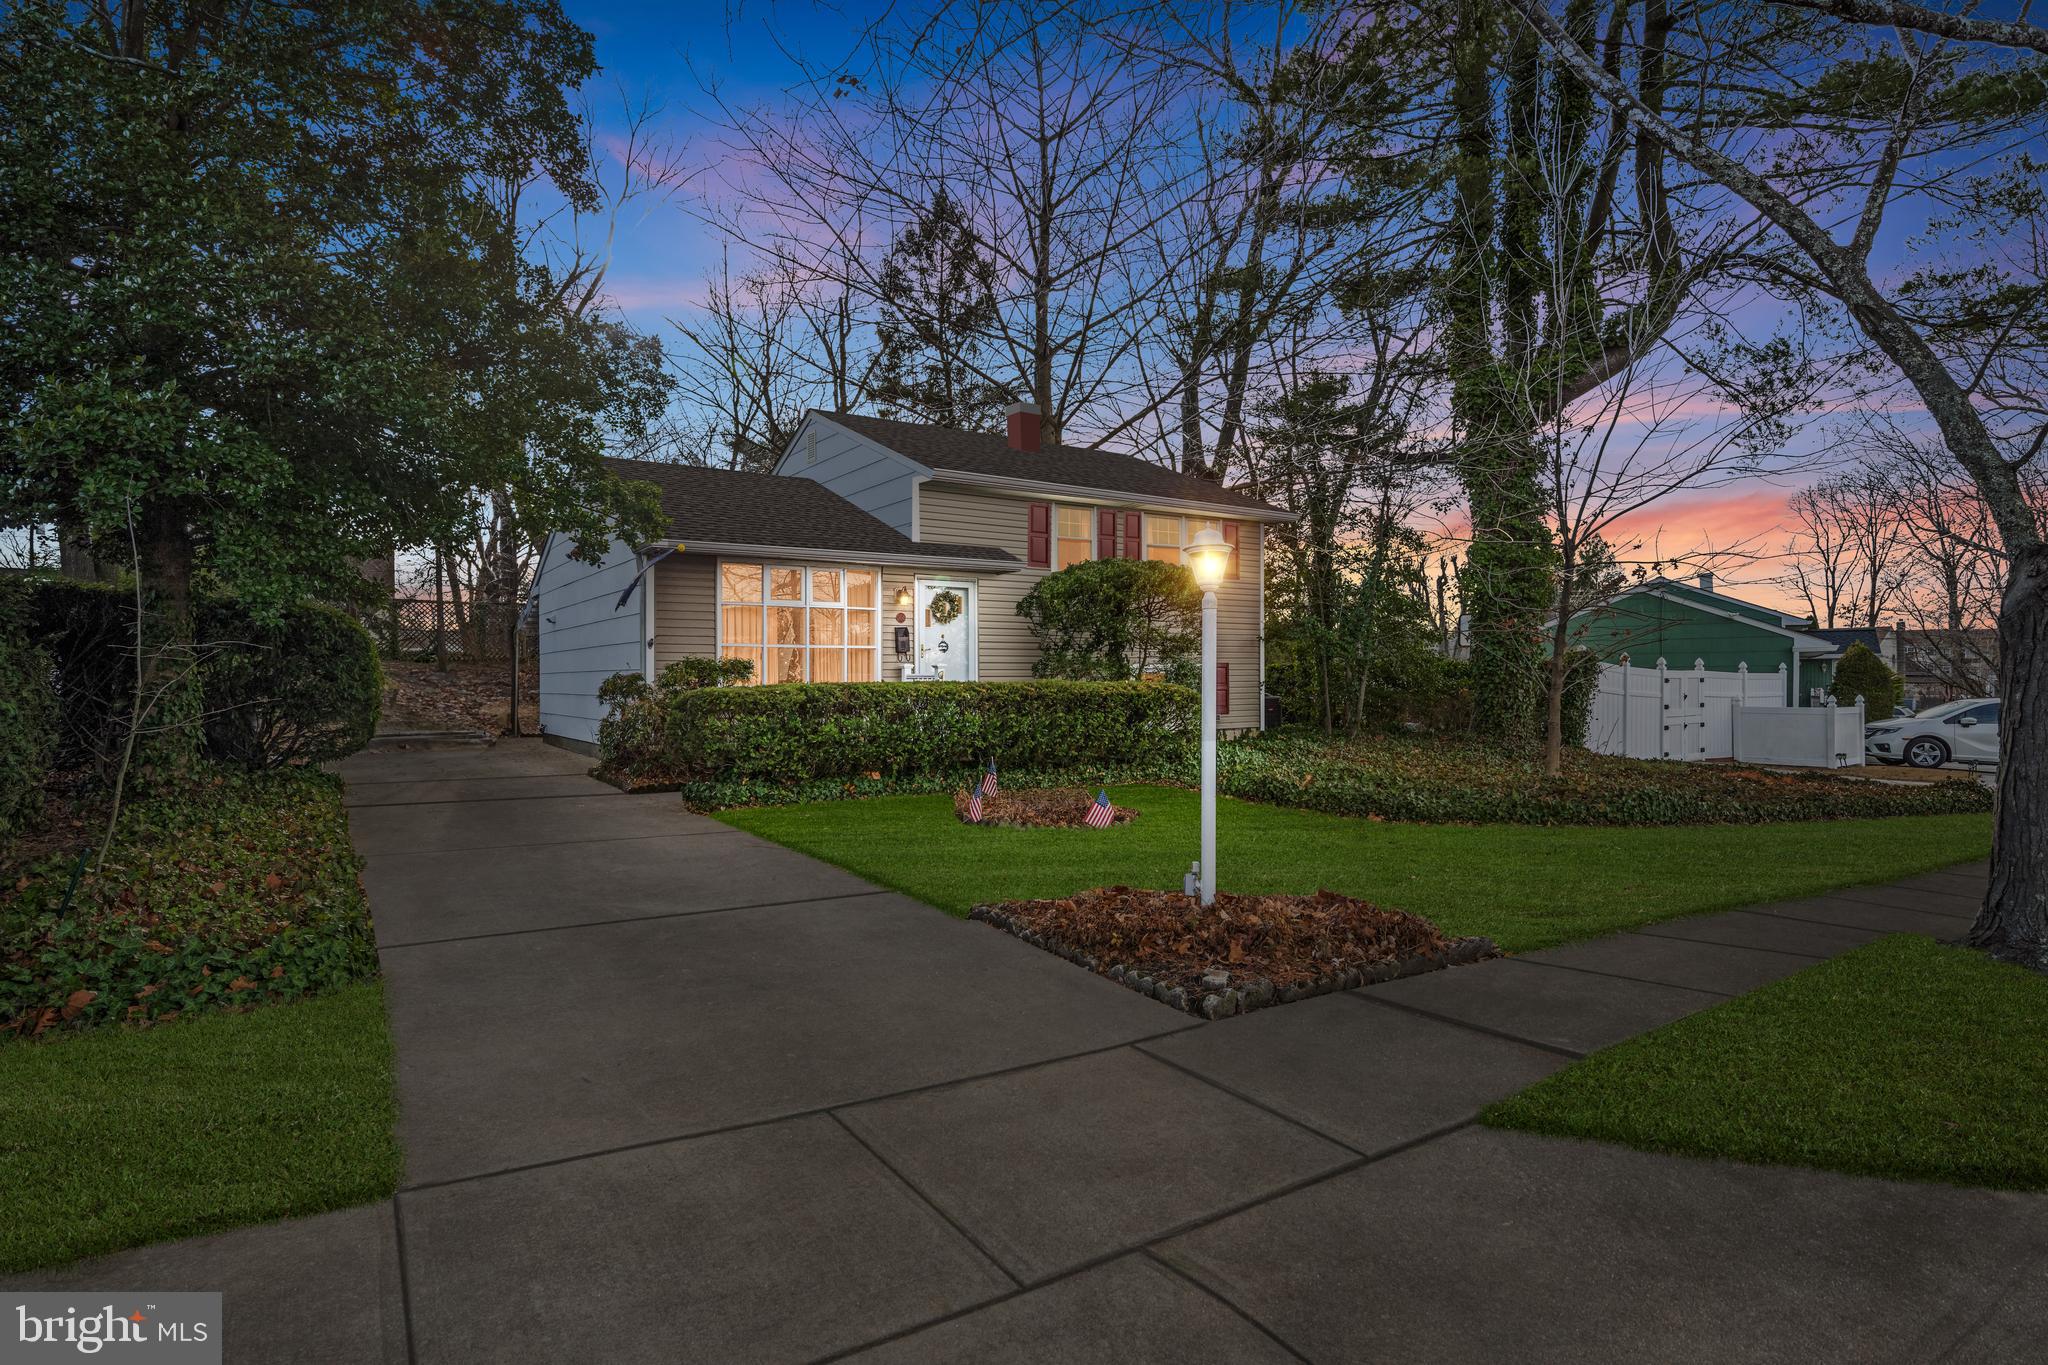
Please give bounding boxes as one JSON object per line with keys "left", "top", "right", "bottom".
{"left": 716, "top": 787, "right": 1990, "bottom": 952}
{"left": 0, "top": 767, "right": 398, "bottom": 1272}
{"left": 1218, "top": 732, "right": 1993, "bottom": 825}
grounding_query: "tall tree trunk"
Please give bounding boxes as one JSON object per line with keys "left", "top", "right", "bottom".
{"left": 1543, "top": 547, "right": 1579, "bottom": 777}
{"left": 1970, "top": 544, "right": 2047, "bottom": 969}
{"left": 1445, "top": 0, "right": 1554, "bottom": 749}
{"left": 133, "top": 510, "right": 202, "bottom": 786}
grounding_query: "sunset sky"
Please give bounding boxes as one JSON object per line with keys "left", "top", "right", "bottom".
{"left": 564, "top": 0, "right": 1895, "bottom": 620}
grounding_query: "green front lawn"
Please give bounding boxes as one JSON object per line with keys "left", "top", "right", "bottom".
{"left": 0, "top": 764, "right": 398, "bottom": 1273}
{"left": 716, "top": 787, "right": 1989, "bottom": 951}
{"left": 0, "top": 982, "right": 401, "bottom": 1273}
{"left": 1483, "top": 935, "right": 2048, "bottom": 1190}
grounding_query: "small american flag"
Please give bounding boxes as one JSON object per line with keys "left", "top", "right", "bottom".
{"left": 979, "top": 759, "right": 998, "bottom": 796}
{"left": 966, "top": 786, "right": 983, "bottom": 823}
{"left": 1084, "top": 789, "right": 1114, "bottom": 828}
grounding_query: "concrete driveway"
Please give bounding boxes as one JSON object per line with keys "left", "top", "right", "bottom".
{"left": 13, "top": 742, "right": 2044, "bottom": 1363}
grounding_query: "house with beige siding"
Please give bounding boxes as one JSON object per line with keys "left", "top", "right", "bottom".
{"left": 530, "top": 402, "right": 1294, "bottom": 750}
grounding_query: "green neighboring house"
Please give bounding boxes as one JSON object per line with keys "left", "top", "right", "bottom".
{"left": 1561, "top": 574, "right": 1847, "bottom": 707}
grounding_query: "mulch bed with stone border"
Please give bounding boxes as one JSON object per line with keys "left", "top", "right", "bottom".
{"left": 970, "top": 886, "right": 1497, "bottom": 1019}
{"left": 953, "top": 787, "right": 1136, "bottom": 828}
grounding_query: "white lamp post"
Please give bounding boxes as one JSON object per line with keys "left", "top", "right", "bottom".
{"left": 1185, "top": 525, "right": 1231, "bottom": 907}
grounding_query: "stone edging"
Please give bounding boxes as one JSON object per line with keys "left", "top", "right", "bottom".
{"left": 968, "top": 903, "right": 1499, "bottom": 1020}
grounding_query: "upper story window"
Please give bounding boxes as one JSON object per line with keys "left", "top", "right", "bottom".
{"left": 1145, "top": 515, "right": 1223, "bottom": 561}
{"left": 1144, "top": 516, "right": 1182, "bottom": 563}
{"left": 1145, "top": 515, "right": 1231, "bottom": 573}
{"left": 719, "top": 561, "right": 880, "bottom": 684}
{"left": 1056, "top": 506, "right": 1093, "bottom": 570}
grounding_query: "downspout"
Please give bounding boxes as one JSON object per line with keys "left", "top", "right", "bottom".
{"left": 642, "top": 548, "right": 658, "bottom": 684}
{"left": 1257, "top": 525, "right": 1268, "bottom": 732}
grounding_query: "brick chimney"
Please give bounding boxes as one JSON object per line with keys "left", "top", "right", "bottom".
{"left": 1696, "top": 570, "right": 1714, "bottom": 593}
{"left": 1006, "top": 399, "right": 1041, "bottom": 453}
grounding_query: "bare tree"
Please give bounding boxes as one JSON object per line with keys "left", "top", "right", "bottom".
{"left": 1536, "top": 339, "right": 1815, "bottom": 772}
{"left": 1784, "top": 483, "right": 1855, "bottom": 630}
{"left": 1783, "top": 466, "right": 1911, "bottom": 628}
{"left": 1504, "top": 0, "right": 2048, "bottom": 967}
{"left": 694, "top": 0, "right": 1239, "bottom": 448}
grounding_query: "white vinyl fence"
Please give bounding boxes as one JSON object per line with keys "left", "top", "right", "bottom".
{"left": 1587, "top": 657, "right": 1788, "bottom": 761}
{"left": 1731, "top": 697, "right": 1867, "bottom": 768}
{"left": 1587, "top": 656, "right": 1867, "bottom": 766}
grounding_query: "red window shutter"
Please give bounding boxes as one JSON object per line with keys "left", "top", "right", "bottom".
{"left": 1122, "top": 511, "right": 1142, "bottom": 559}
{"left": 1027, "top": 502, "right": 1051, "bottom": 568}
{"left": 1222, "top": 522, "right": 1241, "bottom": 580}
{"left": 1096, "top": 507, "right": 1117, "bottom": 559}
{"left": 1217, "top": 661, "right": 1230, "bottom": 715}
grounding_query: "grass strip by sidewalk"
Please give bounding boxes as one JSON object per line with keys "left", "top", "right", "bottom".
{"left": 0, "top": 983, "right": 401, "bottom": 1274}
{"left": 1483, "top": 935, "right": 2048, "bottom": 1191}
{"left": 716, "top": 787, "right": 1989, "bottom": 952}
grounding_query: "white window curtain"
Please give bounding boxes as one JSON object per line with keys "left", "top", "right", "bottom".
{"left": 719, "top": 562, "right": 880, "bottom": 683}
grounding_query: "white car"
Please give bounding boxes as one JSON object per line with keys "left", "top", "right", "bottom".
{"left": 1866, "top": 698, "right": 2001, "bottom": 769}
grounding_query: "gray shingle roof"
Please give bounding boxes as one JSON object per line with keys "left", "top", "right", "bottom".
{"left": 820, "top": 411, "right": 1289, "bottom": 517}
{"left": 1808, "top": 627, "right": 1882, "bottom": 655}
{"left": 604, "top": 458, "right": 1017, "bottom": 565}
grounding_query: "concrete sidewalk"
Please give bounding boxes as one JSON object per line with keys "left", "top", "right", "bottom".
{"left": 12, "top": 742, "right": 2042, "bottom": 1363}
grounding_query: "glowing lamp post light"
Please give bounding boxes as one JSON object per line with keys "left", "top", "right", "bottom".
{"left": 1185, "top": 525, "right": 1232, "bottom": 907}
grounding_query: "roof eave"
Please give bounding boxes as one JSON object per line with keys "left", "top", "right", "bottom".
{"left": 924, "top": 468, "right": 1297, "bottom": 523}
{"left": 639, "top": 540, "right": 1023, "bottom": 574}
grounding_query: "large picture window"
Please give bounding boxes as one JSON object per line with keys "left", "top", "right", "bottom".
{"left": 719, "top": 562, "right": 880, "bottom": 683}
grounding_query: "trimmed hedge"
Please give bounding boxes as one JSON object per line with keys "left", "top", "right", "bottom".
{"left": 1221, "top": 731, "right": 1997, "bottom": 826}
{"left": 29, "top": 578, "right": 130, "bottom": 775}
{"left": 23, "top": 578, "right": 380, "bottom": 775}
{"left": 0, "top": 580, "right": 56, "bottom": 846}
{"left": 198, "top": 599, "right": 382, "bottom": 769}
{"left": 602, "top": 679, "right": 1196, "bottom": 786}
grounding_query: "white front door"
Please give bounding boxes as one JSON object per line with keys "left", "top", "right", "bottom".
{"left": 915, "top": 580, "right": 976, "bottom": 681}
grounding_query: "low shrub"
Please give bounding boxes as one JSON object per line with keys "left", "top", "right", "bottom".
{"left": 198, "top": 600, "right": 382, "bottom": 768}
{"left": 0, "top": 580, "right": 56, "bottom": 847}
{"left": 1220, "top": 730, "right": 1996, "bottom": 826}
{"left": 25, "top": 579, "right": 380, "bottom": 775}
{"left": 1832, "top": 642, "right": 1905, "bottom": 720}
{"left": 1016, "top": 559, "right": 1201, "bottom": 685}
{"left": 1, "top": 767, "right": 377, "bottom": 1037}
{"left": 595, "top": 657, "right": 757, "bottom": 779}
{"left": 603, "top": 679, "right": 1195, "bottom": 788}
{"left": 28, "top": 578, "right": 130, "bottom": 776}
{"left": 659, "top": 656, "right": 755, "bottom": 690}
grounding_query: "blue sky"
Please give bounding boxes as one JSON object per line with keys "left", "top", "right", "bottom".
{"left": 565, "top": 0, "right": 872, "bottom": 335}
{"left": 555, "top": 1, "right": 1993, "bottom": 615}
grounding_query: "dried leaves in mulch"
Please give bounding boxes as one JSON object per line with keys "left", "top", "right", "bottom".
{"left": 972, "top": 886, "right": 1496, "bottom": 1016}
{"left": 380, "top": 661, "right": 537, "bottom": 736}
{"left": 954, "top": 787, "right": 1134, "bottom": 828}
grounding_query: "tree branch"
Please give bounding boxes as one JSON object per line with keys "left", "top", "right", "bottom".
{"left": 1774, "top": 0, "right": 2048, "bottom": 58}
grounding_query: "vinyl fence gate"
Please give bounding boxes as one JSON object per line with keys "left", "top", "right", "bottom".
{"left": 1586, "top": 657, "right": 1790, "bottom": 762}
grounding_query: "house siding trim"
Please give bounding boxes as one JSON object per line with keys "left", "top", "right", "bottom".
{"left": 919, "top": 467, "right": 1296, "bottom": 523}
{"left": 531, "top": 534, "right": 645, "bottom": 746}
{"left": 771, "top": 413, "right": 931, "bottom": 536}
{"left": 638, "top": 539, "right": 1017, "bottom": 575}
